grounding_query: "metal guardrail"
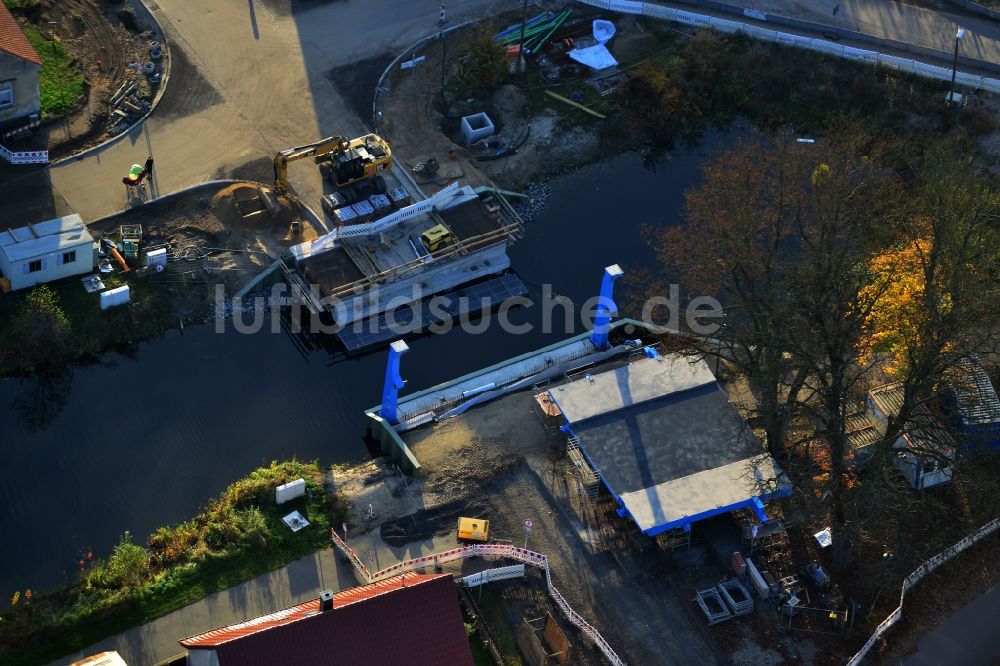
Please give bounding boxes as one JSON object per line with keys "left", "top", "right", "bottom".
{"left": 846, "top": 517, "right": 1000, "bottom": 665}
{"left": 0, "top": 143, "right": 48, "bottom": 164}
{"left": 330, "top": 529, "right": 626, "bottom": 665}
{"left": 576, "top": 0, "right": 1000, "bottom": 94}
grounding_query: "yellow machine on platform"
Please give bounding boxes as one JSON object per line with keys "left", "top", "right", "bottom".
{"left": 273, "top": 133, "right": 392, "bottom": 194}
{"left": 421, "top": 224, "right": 455, "bottom": 253}
{"left": 457, "top": 517, "right": 490, "bottom": 542}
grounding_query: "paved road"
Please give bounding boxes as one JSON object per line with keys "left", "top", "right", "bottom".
{"left": 6, "top": 0, "right": 1000, "bottom": 224}
{"left": 902, "top": 582, "right": 1000, "bottom": 666}
{"left": 741, "top": 0, "right": 1000, "bottom": 66}
{"left": 1, "top": 0, "right": 505, "bottom": 224}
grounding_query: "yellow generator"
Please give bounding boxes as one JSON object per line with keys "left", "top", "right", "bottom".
{"left": 421, "top": 224, "right": 455, "bottom": 253}
{"left": 457, "top": 517, "right": 490, "bottom": 542}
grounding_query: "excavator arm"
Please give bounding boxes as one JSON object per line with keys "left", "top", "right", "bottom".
{"left": 273, "top": 135, "right": 348, "bottom": 193}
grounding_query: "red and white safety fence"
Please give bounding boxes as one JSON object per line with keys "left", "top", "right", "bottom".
{"left": 0, "top": 143, "right": 48, "bottom": 165}
{"left": 331, "top": 529, "right": 626, "bottom": 665}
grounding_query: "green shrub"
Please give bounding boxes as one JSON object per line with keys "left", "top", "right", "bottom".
{"left": 463, "top": 24, "right": 507, "bottom": 90}
{"left": 106, "top": 532, "right": 150, "bottom": 590}
{"left": 2, "top": 285, "right": 73, "bottom": 373}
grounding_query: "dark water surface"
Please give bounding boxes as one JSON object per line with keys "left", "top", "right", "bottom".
{"left": 0, "top": 139, "right": 732, "bottom": 598}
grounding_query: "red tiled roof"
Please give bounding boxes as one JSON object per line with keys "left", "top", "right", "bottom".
{"left": 180, "top": 573, "right": 474, "bottom": 666}
{"left": 0, "top": 3, "right": 41, "bottom": 66}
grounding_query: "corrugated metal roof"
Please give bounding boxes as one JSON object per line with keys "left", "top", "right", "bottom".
{"left": 948, "top": 357, "right": 1000, "bottom": 426}
{"left": 0, "top": 214, "right": 93, "bottom": 263}
{"left": 0, "top": 3, "right": 42, "bottom": 66}
{"left": 868, "top": 382, "right": 955, "bottom": 454}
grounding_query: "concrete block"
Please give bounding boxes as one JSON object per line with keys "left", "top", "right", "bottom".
{"left": 460, "top": 112, "right": 495, "bottom": 146}
{"left": 276, "top": 477, "right": 306, "bottom": 504}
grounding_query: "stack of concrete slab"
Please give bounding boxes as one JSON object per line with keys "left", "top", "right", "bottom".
{"left": 368, "top": 194, "right": 392, "bottom": 218}
{"left": 388, "top": 186, "right": 411, "bottom": 209}
{"left": 351, "top": 200, "right": 375, "bottom": 223}
{"left": 332, "top": 205, "right": 358, "bottom": 227}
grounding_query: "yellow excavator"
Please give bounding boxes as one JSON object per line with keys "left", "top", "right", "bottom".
{"left": 273, "top": 133, "right": 392, "bottom": 194}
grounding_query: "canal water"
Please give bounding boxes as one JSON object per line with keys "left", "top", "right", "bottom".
{"left": 0, "top": 137, "right": 732, "bottom": 598}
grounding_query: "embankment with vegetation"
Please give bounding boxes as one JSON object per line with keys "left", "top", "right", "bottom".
{"left": 0, "top": 272, "right": 207, "bottom": 378}
{"left": 0, "top": 460, "right": 346, "bottom": 666}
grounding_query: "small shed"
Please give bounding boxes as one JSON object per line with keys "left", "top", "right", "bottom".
{"left": 0, "top": 214, "right": 96, "bottom": 290}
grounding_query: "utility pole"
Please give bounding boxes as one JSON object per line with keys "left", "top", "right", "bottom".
{"left": 439, "top": 30, "right": 447, "bottom": 107}
{"left": 517, "top": 0, "right": 528, "bottom": 75}
{"left": 949, "top": 28, "right": 965, "bottom": 106}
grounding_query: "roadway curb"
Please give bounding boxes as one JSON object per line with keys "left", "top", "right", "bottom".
{"left": 48, "top": 0, "right": 172, "bottom": 168}
{"left": 641, "top": 0, "right": 1000, "bottom": 77}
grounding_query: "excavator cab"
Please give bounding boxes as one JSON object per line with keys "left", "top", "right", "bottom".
{"left": 274, "top": 133, "right": 392, "bottom": 194}
{"left": 318, "top": 134, "right": 392, "bottom": 188}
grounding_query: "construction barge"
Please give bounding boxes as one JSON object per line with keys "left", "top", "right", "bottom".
{"left": 287, "top": 183, "right": 526, "bottom": 351}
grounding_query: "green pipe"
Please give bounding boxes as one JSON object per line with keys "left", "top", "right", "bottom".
{"left": 529, "top": 9, "right": 569, "bottom": 51}
{"left": 498, "top": 20, "right": 556, "bottom": 44}
{"left": 525, "top": 10, "right": 569, "bottom": 53}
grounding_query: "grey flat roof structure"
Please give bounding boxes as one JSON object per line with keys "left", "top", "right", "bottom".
{"left": 573, "top": 384, "right": 765, "bottom": 495}
{"left": 552, "top": 353, "right": 789, "bottom": 535}
{"left": 549, "top": 353, "right": 716, "bottom": 424}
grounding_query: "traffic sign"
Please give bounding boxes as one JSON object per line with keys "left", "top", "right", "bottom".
{"left": 523, "top": 519, "right": 534, "bottom": 532}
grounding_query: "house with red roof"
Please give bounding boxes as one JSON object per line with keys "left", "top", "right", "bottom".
{"left": 0, "top": 2, "right": 41, "bottom": 140}
{"left": 179, "top": 572, "right": 474, "bottom": 666}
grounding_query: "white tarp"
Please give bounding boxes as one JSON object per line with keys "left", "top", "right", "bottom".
{"left": 593, "top": 19, "right": 615, "bottom": 44}
{"left": 568, "top": 44, "right": 618, "bottom": 70}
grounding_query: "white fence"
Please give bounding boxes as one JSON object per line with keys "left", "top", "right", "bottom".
{"left": 463, "top": 564, "right": 526, "bottom": 587}
{"left": 291, "top": 181, "right": 461, "bottom": 261}
{"left": 331, "top": 530, "right": 626, "bottom": 666}
{"left": 575, "top": 0, "right": 1000, "bottom": 94}
{"left": 0, "top": 143, "right": 48, "bottom": 165}
{"left": 846, "top": 517, "right": 1000, "bottom": 666}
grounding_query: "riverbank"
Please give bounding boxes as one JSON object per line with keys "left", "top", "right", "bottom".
{"left": 379, "top": 6, "right": 1000, "bottom": 194}
{"left": 0, "top": 459, "right": 349, "bottom": 666}
{"left": 0, "top": 182, "right": 318, "bottom": 378}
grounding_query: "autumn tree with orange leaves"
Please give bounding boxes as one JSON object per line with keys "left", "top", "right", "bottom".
{"left": 645, "top": 130, "right": 999, "bottom": 569}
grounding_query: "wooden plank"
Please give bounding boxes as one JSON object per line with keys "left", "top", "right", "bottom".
{"left": 544, "top": 90, "right": 606, "bottom": 119}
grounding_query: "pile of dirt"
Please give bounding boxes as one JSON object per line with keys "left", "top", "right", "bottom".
{"left": 9, "top": 0, "right": 165, "bottom": 158}
{"left": 89, "top": 182, "right": 318, "bottom": 295}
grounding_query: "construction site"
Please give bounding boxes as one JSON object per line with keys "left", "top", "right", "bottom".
{"left": 342, "top": 293, "right": 857, "bottom": 664}
{"left": 2, "top": 0, "right": 1000, "bottom": 664}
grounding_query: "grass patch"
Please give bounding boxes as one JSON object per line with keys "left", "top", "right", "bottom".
{"left": 467, "top": 621, "right": 495, "bottom": 666}
{"left": 474, "top": 588, "right": 522, "bottom": 666}
{"left": 0, "top": 460, "right": 347, "bottom": 666}
{"left": 23, "top": 25, "right": 85, "bottom": 117}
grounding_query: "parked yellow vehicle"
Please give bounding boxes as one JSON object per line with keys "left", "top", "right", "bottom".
{"left": 457, "top": 516, "right": 490, "bottom": 542}
{"left": 421, "top": 224, "right": 455, "bottom": 253}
